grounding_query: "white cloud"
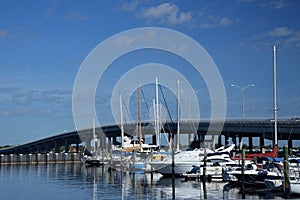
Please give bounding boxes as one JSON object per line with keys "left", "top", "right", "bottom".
{"left": 198, "top": 15, "right": 235, "bottom": 29}
{"left": 286, "top": 31, "right": 300, "bottom": 47}
{"left": 261, "top": 0, "right": 294, "bottom": 10}
{"left": 220, "top": 17, "right": 233, "bottom": 27}
{"left": 140, "top": 3, "right": 192, "bottom": 26}
{"left": 268, "top": 27, "right": 294, "bottom": 37}
{"left": 112, "top": 35, "right": 135, "bottom": 48}
{"left": 44, "top": 8, "right": 53, "bottom": 19}
{"left": 0, "top": 29, "right": 8, "bottom": 38}
{"left": 236, "top": 0, "right": 255, "bottom": 2}
{"left": 65, "top": 10, "right": 89, "bottom": 21}
{"left": 119, "top": 1, "right": 139, "bottom": 12}
{"left": 247, "top": 26, "right": 300, "bottom": 50}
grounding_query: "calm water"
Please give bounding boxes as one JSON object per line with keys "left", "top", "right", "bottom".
{"left": 0, "top": 163, "right": 287, "bottom": 199}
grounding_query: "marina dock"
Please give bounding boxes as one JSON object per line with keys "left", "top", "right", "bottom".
{"left": 0, "top": 153, "right": 81, "bottom": 165}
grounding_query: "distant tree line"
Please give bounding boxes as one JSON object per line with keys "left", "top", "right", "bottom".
{"left": 0, "top": 145, "right": 12, "bottom": 149}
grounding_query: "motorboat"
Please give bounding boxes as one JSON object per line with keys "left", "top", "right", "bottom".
{"left": 264, "top": 157, "right": 300, "bottom": 194}
{"left": 148, "top": 144, "right": 235, "bottom": 177}
{"left": 223, "top": 161, "right": 282, "bottom": 187}
{"left": 183, "top": 155, "right": 239, "bottom": 180}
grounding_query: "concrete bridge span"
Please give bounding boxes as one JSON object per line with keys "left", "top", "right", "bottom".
{"left": 1, "top": 119, "right": 300, "bottom": 154}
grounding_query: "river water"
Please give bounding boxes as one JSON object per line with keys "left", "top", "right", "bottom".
{"left": 0, "top": 163, "right": 288, "bottom": 199}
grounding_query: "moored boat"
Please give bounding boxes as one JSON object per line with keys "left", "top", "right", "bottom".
{"left": 182, "top": 155, "right": 239, "bottom": 180}
{"left": 82, "top": 118, "right": 109, "bottom": 167}
{"left": 149, "top": 144, "right": 235, "bottom": 177}
{"left": 232, "top": 145, "right": 278, "bottom": 161}
{"left": 222, "top": 161, "right": 282, "bottom": 187}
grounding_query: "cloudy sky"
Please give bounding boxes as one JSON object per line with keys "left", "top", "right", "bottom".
{"left": 0, "top": 0, "right": 300, "bottom": 145}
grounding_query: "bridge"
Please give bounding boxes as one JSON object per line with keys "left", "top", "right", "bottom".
{"left": 1, "top": 119, "right": 300, "bottom": 155}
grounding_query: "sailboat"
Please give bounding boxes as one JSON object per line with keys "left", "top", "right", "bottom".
{"left": 119, "top": 83, "right": 159, "bottom": 173}
{"left": 82, "top": 118, "right": 108, "bottom": 166}
{"left": 232, "top": 45, "right": 279, "bottom": 160}
{"left": 225, "top": 46, "right": 282, "bottom": 187}
{"left": 121, "top": 83, "right": 158, "bottom": 153}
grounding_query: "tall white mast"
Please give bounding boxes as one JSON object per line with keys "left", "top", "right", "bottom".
{"left": 120, "top": 94, "right": 124, "bottom": 148}
{"left": 93, "top": 117, "right": 97, "bottom": 155}
{"left": 137, "top": 83, "right": 143, "bottom": 153}
{"left": 273, "top": 45, "right": 278, "bottom": 146}
{"left": 155, "top": 77, "right": 160, "bottom": 147}
{"left": 176, "top": 79, "right": 180, "bottom": 151}
{"left": 153, "top": 99, "right": 157, "bottom": 144}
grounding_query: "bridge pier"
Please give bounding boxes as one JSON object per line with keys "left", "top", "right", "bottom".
{"left": 106, "top": 137, "right": 112, "bottom": 151}
{"left": 85, "top": 139, "right": 91, "bottom": 152}
{"left": 288, "top": 139, "right": 293, "bottom": 155}
{"left": 249, "top": 136, "right": 253, "bottom": 151}
{"left": 65, "top": 140, "right": 70, "bottom": 153}
{"left": 35, "top": 145, "right": 40, "bottom": 153}
{"left": 232, "top": 135, "right": 237, "bottom": 155}
{"left": 55, "top": 142, "right": 60, "bottom": 153}
{"left": 76, "top": 143, "right": 79, "bottom": 153}
{"left": 260, "top": 136, "right": 265, "bottom": 153}
{"left": 239, "top": 136, "right": 243, "bottom": 149}
{"left": 112, "top": 137, "right": 116, "bottom": 145}
{"left": 218, "top": 135, "right": 222, "bottom": 148}
{"left": 152, "top": 135, "right": 156, "bottom": 145}
{"left": 99, "top": 133, "right": 106, "bottom": 151}
{"left": 225, "top": 135, "right": 229, "bottom": 146}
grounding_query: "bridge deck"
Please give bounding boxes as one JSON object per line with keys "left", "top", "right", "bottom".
{"left": 1, "top": 119, "right": 299, "bottom": 154}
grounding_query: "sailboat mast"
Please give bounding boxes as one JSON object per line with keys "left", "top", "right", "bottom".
{"left": 176, "top": 79, "right": 180, "bottom": 151}
{"left": 273, "top": 45, "right": 278, "bottom": 146}
{"left": 93, "top": 117, "right": 97, "bottom": 154}
{"left": 155, "top": 77, "right": 160, "bottom": 147}
{"left": 120, "top": 94, "right": 124, "bottom": 148}
{"left": 138, "top": 83, "right": 142, "bottom": 148}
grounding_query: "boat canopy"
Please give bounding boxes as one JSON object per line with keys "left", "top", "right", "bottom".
{"left": 259, "top": 157, "right": 283, "bottom": 162}
{"left": 289, "top": 158, "right": 300, "bottom": 163}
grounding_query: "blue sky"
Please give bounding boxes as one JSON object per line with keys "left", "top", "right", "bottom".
{"left": 0, "top": 0, "right": 300, "bottom": 145}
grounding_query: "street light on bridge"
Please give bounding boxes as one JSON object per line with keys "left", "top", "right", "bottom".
{"left": 231, "top": 83, "right": 255, "bottom": 120}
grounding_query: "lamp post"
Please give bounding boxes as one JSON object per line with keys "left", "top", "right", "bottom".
{"left": 231, "top": 84, "right": 255, "bottom": 119}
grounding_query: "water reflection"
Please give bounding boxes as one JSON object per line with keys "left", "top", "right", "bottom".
{"left": 0, "top": 164, "right": 287, "bottom": 199}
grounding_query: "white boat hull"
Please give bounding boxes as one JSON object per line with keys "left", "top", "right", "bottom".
{"left": 150, "top": 144, "right": 236, "bottom": 176}
{"left": 264, "top": 179, "right": 283, "bottom": 190}
{"left": 290, "top": 179, "right": 300, "bottom": 194}
{"left": 149, "top": 161, "right": 198, "bottom": 176}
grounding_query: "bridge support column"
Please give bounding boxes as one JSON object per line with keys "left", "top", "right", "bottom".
{"left": 44, "top": 143, "right": 48, "bottom": 153}
{"left": 113, "top": 137, "right": 117, "bottom": 145}
{"left": 239, "top": 136, "right": 243, "bottom": 150}
{"left": 86, "top": 139, "right": 92, "bottom": 151}
{"left": 65, "top": 140, "right": 70, "bottom": 153}
{"left": 152, "top": 135, "right": 156, "bottom": 145}
{"left": 99, "top": 136, "right": 103, "bottom": 151}
{"left": 248, "top": 136, "right": 253, "bottom": 151}
{"left": 225, "top": 135, "right": 229, "bottom": 146}
{"left": 232, "top": 135, "right": 237, "bottom": 156}
{"left": 35, "top": 145, "right": 40, "bottom": 154}
{"left": 260, "top": 136, "right": 265, "bottom": 153}
{"left": 218, "top": 135, "right": 222, "bottom": 148}
{"left": 76, "top": 143, "right": 79, "bottom": 153}
{"left": 288, "top": 139, "right": 293, "bottom": 155}
{"left": 55, "top": 142, "right": 60, "bottom": 153}
{"left": 108, "top": 137, "right": 112, "bottom": 151}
